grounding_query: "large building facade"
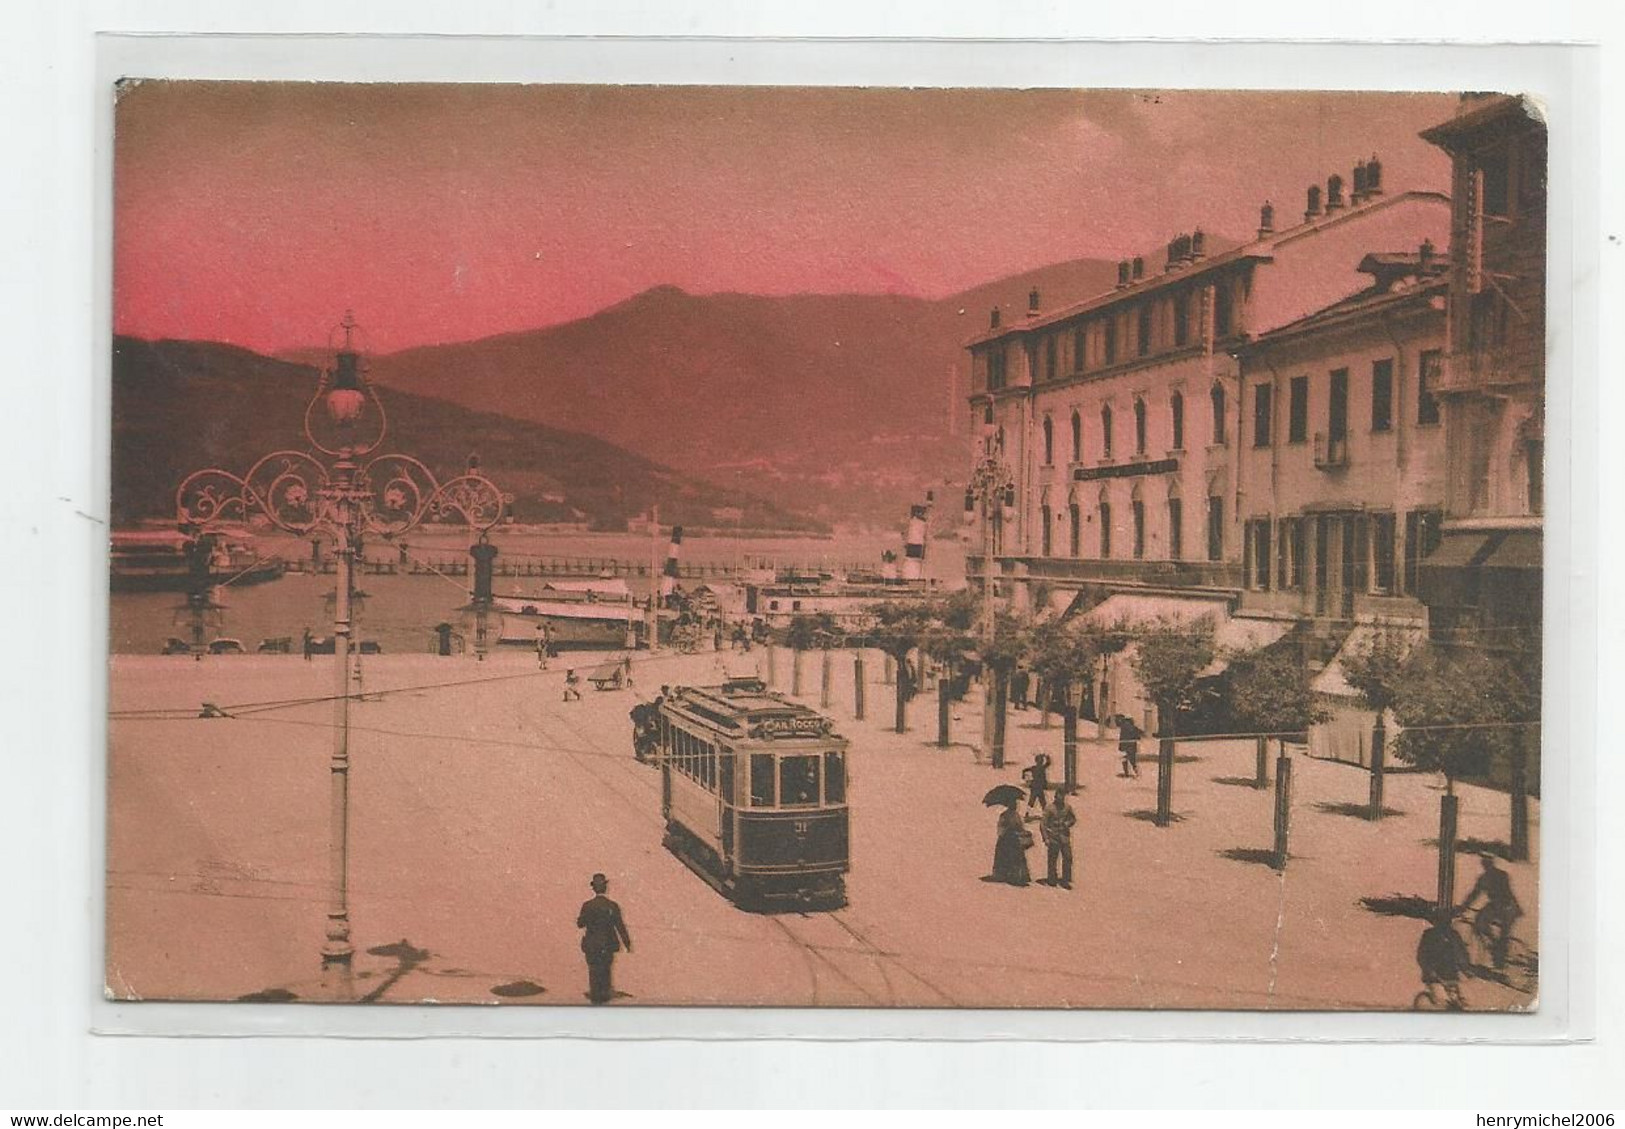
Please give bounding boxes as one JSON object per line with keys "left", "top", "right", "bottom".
{"left": 964, "top": 162, "right": 1454, "bottom": 740}
{"left": 1414, "top": 96, "right": 1546, "bottom": 660}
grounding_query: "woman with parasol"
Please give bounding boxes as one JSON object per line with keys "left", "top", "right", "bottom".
{"left": 982, "top": 784, "right": 1032, "bottom": 886}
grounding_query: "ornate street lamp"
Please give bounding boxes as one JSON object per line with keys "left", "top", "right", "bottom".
{"left": 965, "top": 429, "right": 1015, "bottom": 768}
{"left": 175, "top": 311, "right": 506, "bottom": 995}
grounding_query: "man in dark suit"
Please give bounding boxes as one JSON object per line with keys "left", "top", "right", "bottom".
{"left": 577, "top": 873, "right": 632, "bottom": 1004}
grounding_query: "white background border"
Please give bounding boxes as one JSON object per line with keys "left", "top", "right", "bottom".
{"left": 2, "top": 0, "right": 1616, "bottom": 1109}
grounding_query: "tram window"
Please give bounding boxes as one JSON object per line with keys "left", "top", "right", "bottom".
{"left": 703, "top": 743, "right": 715, "bottom": 789}
{"left": 749, "top": 754, "right": 776, "bottom": 807}
{"left": 824, "top": 751, "right": 846, "bottom": 803}
{"left": 780, "top": 756, "right": 821, "bottom": 807}
{"left": 719, "top": 754, "right": 735, "bottom": 804}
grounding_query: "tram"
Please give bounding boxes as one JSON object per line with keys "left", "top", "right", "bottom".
{"left": 654, "top": 677, "right": 849, "bottom": 911}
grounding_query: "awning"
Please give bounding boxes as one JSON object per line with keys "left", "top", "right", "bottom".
{"left": 1480, "top": 530, "right": 1542, "bottom": 571}
{"left": 1081, "top": 592, "right": 1230, "bottom": 630}
{"left": 1420, "top": 532, "right": 1491, "bottom": 571}
{"left": 1310, "top": 621, "right": 1426, "bottom": 698}
{"left": 1201, "top": 617, "right": 1294, "bottom": 677}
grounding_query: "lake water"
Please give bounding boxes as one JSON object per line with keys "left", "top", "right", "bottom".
{"left": 109, "top": 529, "right": 968, "bottom": 654}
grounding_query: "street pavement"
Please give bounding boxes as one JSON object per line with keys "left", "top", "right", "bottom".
{"left": 106, "top": 646, "right": 1539, "bottom": 1010}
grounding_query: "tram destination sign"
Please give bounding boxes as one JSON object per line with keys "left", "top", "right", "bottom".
{"left": 1073, "top": 457, "right": 1180, "bottom": 482}
{"left": 750, "top": 715, "right": 833, "bottom": 739}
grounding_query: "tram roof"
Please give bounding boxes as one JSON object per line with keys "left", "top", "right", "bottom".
{"left": 665, "top": 678, "right": 839, "bottom": 737}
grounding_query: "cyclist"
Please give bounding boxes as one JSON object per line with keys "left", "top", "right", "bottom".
{"left": 1457, "top": 853, "right": 1522, "bottom": 970}
{"left": 1415, "top": 909, "right": 1470, "bottom": 1010}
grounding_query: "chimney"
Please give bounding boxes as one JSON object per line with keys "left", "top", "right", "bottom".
{"left": 1305, "top": 184, "right": 1322, "bottom": 221}
{"left": 1366, "top": 153, "right": 1383, "bottom": 196}
{"left": 990, "top": 307, "right": 1001, "bottom": 329}
{"left": 1325, "top": 173, "right": 1345, "bottom": 212}
{"left": 1166, "top": 237, "right": 1179, "bottom": 271}
{"left": 1352, "top": 159, "right": 1368, "bottom": 203}
{"left": 1132, "top": 256, "right": 1144, "bottom": 281}
{"left": 1191, "top": 229, "right": 1206, "bottom": 260}
{"left": 1027, "top": 287, "right": 1041, "bottom": 318}
{"left": 1116, "top": 260, "right": 1131, "bottom": 288}
{"left": 1257, "top": 200, "right": 1275, "bottom": 238}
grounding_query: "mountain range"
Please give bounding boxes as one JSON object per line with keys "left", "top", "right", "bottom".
{"left": 111, "top": 336, "right": 822, "bottom": 533}
{"left": 359, "top": 250, "right": 1215, "bottom": 526}
{"left": 115, "top": 242, "right": 1240, "bottom": 533}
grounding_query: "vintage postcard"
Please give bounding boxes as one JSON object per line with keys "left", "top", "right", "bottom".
{"left": 107, "top": 83, "right": 1544, "bottom": 1010}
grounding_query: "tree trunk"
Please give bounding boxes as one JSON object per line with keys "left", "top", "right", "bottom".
{"left": 852, "top": 652, "right": 866, "bottom": 720}
{"left": 991, "top": 666, "right": 1009, "bottom": 769}
{"left": 1509, "top": 743, "right": 1530, "bottom": 862}
{"left": 1368, "top": 715, "right": 1387, "bottom": 821}
{"left": 937, "top": 678, "right": 951, "bottom": 748}
{"left": 1155, "top": 721, "right": 1175, "bottom": 827}
{"left": 1437, "top": 791, "right": 1460, "bottom": 917}
{"left": 1273, "top": 754, "right": 1292, "bottom": 869}
{"left": 1062, "top": 694, "right": 1079, "bottom": 793}
{"left": 791, "top": 647, "right": 805, "bottom": 696}
{"left": 893, "top": 652, "right": 908, "bottom": 734}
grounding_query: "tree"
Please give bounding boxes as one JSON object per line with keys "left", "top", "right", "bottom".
{"left": 1026, "top": 618, "right": 1104, "bottom": 791}
{"left": 1337, "top": 621, "right": 1414, "bottom": 818}
{"left": 868, "top": 600, "right": 935, "bottom": 734}
{"left": 1227, "top": 643, "right": 1327, "bottom": 789}
{"left": 1391, "top": 645, "right": 1535, "bottom": 794}
{"left": 1130, "top": 617, "right": 1217, "bottom": 826}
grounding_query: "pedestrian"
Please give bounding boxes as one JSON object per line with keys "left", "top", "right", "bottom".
{"left": 1010, "top": 666, "right": 1031, "bottom": 711}
{"left": 1117, "top": 714, "right": 1142, "bottom": 778}
{"left": 1040, "top": 787, "right": 1077, "bottom": 889}
{"left": 1020, "top": 753, "right": 1051, "bottom": 818}
{"left": 576, "top": 873, "right": 633, "bottom": 1004}
{"left": 713, "top": 621, "right": 725, "bottom": 651}
{"left": 535, "top": 626, "right": 549, "bottom": 670}
{"left": 302, "top": 627, "right": 313, "bottom": 662}
{"left": 621, "top": 654, "right": 635, "bottom": 690}
{"left": 563, "top": 668, "right": 582, "bottom": 702}
{"left": 1416, "top": 908, "right": 1470, "bottom": 1010}
{"left": 985, "top": 798, "right": 1032, "bottom": 887}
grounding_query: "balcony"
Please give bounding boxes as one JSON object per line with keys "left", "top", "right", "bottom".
{"left": 1313, "top": 432, "right": 1349, "bottom": 470}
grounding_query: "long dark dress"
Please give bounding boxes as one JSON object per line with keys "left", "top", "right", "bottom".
{"left": 991, "top": 806, "right": 1031, "bottom": 886}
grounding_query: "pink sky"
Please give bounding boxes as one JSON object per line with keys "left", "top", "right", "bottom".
{"left": 114, "top": 84, "right": 1459, "bottom": 355}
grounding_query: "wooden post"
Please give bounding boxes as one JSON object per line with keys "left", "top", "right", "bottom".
{"left": 1254, "top": 735, "right": 1269, "bottom": 790}
{"left": 991, "top": 668, "right": 1008, "bottom": 769}
{"left": 792, "top": 647, "right": 805, "bottom": 696}
{"left": 894, "top": 661, "right": 908, "bottom": 734}
{"left": 819, "top": 648, "right": 832, "bottom": 709}
{"left": 1510, "top": 743, "right": 1530, "bottom": 862}
{"left": 1062, "top": 695, "right": 1079, "bottom": 793}
{"left": 937, "top": 678, "right": 952, "bottom": 748}
{"left": 853, "top": 653, "right": 866, "bottom": 721}
{"left": 1155, "top": 736, "right": 1175, "bottom": 827}
{"left": 1368, "top": 715, "right": 1387, "bottom": 821}
{"left": 1273, "top": 754, "right": 1292, "bottom": 870}
{"left": 1437, "top": 791, "right": 1459, "bottom": 917}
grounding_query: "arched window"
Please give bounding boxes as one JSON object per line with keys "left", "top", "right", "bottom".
{"left": 1098, "top": 487, "right": 1113, "bottom": 559}
{"left": 1134, "top": 397, "right": 1148, "bottom": 455}
{"left": 1068, "top": 496, "right": 1081, "bottom": 557}
{"left": 983, "top": 403, "right": 994, "bottom": 426}
{"left": 1043, "top": 416, "right": 1054, "bottom": 465}
{"left": 1171, "top": 391, "right": 1185, "bottom": 451}
{"left": 1131, "top": 483, "right": 1147, "bottom": 559}
{"left": 996, "top": 425, "right": 1006, "bottom": 455}
{"left": 1040, "top": 500, "right": 1053, "bottom": 556}
{"left": 1101, "top": 404, "right": 1114, "bottom": 459}
{"left": 1211, "top": 383, "right": 1227, "bottom": 445}
{"left": 1070, "top": 410, "right": 1082, "bottom": 463}
{"left": 1166, "top": 482, "right": 1184, "bottom": 561}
